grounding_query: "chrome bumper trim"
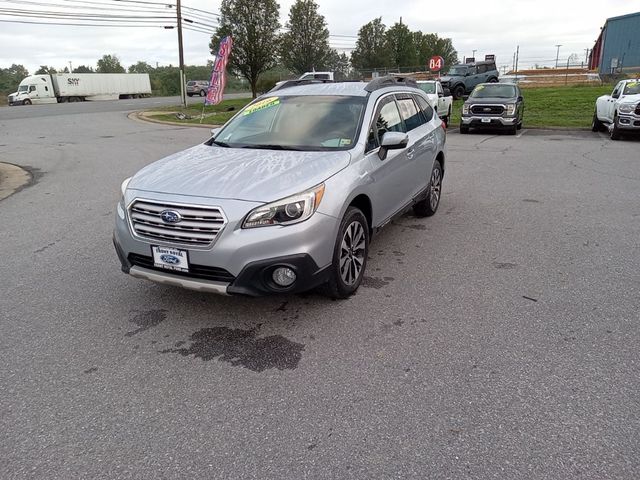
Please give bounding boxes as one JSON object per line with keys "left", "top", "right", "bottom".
{"left": 129, "top": 266, "right": 230, "bottom": 295}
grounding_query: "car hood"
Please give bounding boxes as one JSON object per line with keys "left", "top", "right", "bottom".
{"left": 465, "top": 97, "right": 516, "bottom": 104}
{"left": 128, "top": 143, "right": 352, "bottom": 203}
{"left": 439, "top": 76, "right": 459, "bottom": 83}
{"left": 620, "top": 94, "right": 640, "bottom": 103}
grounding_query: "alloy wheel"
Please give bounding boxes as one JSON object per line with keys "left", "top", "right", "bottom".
{"left": 339, "top": 221, "right": 366, "bottom": 286}
{"left": 430, "top": 168, "right": 442, "bottom": 211}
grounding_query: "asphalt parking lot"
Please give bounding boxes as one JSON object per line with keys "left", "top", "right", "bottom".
{"left": 1, "top": 108, "right": 639, "bottom": 479}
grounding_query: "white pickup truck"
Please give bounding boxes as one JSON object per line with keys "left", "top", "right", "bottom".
{"left": 416, "top": 80, "right": 453, "bottom": 124}
{"left": 592, "top": 79, "right": 640, "bottom": 140}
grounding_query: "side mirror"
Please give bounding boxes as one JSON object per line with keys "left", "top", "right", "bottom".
{"left": 462, "top": 95, "right": 469, "bottom": 101}
{"left": 378, "top": 132, "right": 408, "bottom": 160}
{"left": 517, "top": 96, "right": 524, "bottom": 102}
{"left": 438, "top": 92, "right": 444, "bottom": 98}
{"left": 442, "top": 87, "right": 451, "bottom": 96}
{"left": 612, "top": 92, "right": 620, "bottom": 99}
{"left": 210, "top": 127, "right": 221, "bottom": 138}
{"left": 465, "top": 72, "right": 471, "bottom": 77}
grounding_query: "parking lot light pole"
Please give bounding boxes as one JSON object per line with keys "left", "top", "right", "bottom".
{"left": 555, "top": 44, "right": 562, "bottom": 68}
{"left": 176, "top": 0, "right": 187, "bottom": 108}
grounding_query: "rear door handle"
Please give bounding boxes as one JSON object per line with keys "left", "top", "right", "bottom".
{"left": 407, "top": 147, "right": 415, "bottom": 159}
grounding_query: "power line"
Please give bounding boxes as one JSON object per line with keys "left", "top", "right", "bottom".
{"left": 0, "top": 17, "right": 172, "bottom": 26}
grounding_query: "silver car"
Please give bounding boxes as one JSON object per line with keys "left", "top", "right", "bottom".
{"left": 186, "top": 80, "right": 209, "bottom": 97}
{"left": 113, "top": 77, "right": 447, "bottom": 298}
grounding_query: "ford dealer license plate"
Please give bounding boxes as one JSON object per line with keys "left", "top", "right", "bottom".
{"left": 481, "top": 118, "right": 491, "bottom": 123}
{"left": 152, "top": 246, "right": 189, "bottom": 272}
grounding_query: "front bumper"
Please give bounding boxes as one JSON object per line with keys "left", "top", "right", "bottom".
{"left": 461, "top": 116, "right": 518, "bottom": 127}
{"left": 113, "top": 196, "right": 337, "bottom": 296}
{"left": 616, "top": 114, "right": 640, "bottom": 130}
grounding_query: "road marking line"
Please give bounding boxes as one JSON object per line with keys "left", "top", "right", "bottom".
{"left": 516, "top": 129, "right": 528, "bottom": 138}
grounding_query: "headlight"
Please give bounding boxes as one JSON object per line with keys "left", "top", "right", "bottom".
{"left": 243, "top": 184, "right": 325, "bottom": 228}
{"left": 120, "top": 177, "right": 132, "bottom": 196}
{"left": 506, "top": 103, "right": 516, "bottom": 115}
{"left": 462, "top": 104, "right": 470, "bottom": 115}
{"left": 618, "top": 103, "right": 635, "bottom": 114}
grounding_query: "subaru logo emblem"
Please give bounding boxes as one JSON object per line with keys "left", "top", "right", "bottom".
{"left": 160, "top": 254, "right": 180, "bottom": 265}
{"left": 160, "top": 210, "right": 181, "bottom": 223}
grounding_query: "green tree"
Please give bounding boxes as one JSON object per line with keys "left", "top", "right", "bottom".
{"left": 414, "top": 33, "right": 458, "bottom": 70}
{"left": 73, "top": 65, "right": 94, "bottom": 73}
{"left": 210, "top": 0, "right": 280, "bottom": 98}
{"left": 0, "top": 64, "right": 29, "bottom": 97}
{"left": 35, "top": 66, "right": 57, "bottom": 75}
{"left": 325, "top": 50, "right": 353, "bottom": 80}
{"left": 385, "top": 22, "right": 417, "bottom": 69}
{"left": 351, "top": 18, "right": 390, "bottom": 71}
{"left": 279, "top": 0, "right": 331, "bottom": 74}
{"left": 96, "top": 54, "right": 125, "bottom": 73}
{"left": 128, "top": 61, "right": 154, "bottom": 74}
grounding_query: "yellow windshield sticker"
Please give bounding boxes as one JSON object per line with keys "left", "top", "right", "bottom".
{"left": 627, "top": 81, "right": 638, "bottom": 87}
{"left": 475, "top": 85, "right": 485, "bottom": 91}
{"left": 339, "top": 138, "right": 352, "bottom": 146}
{"left": 243, "top": 96, "right": 280, "bottom": 115}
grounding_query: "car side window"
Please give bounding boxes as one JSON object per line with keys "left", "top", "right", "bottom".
{"left": 397, "top": 97, "right": 424, "bottom": 131}
{"left": 436, "top": 83, "right": 443, "bottom": 95}
{"left": 367, "top": 97, "right": 405, "bottom": 151}
{"left": 477, "top": 64, "right": 487, "bottom": 74}
{"left": 612, "top": 82, "right": 622, "bottom": 97}
{"left": 414, "top": 96, "right": 434, "bottom": 122}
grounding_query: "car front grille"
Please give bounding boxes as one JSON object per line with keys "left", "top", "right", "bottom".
{"left": 471, "top": 104, "right": 505, "bottom": 115}
{"left": 128, "top": 253, "right": 235, "bottom": 283}
{"left": 128, "top": 200, "right": 226, "bottom": 247}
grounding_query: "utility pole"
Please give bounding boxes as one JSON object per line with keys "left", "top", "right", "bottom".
{"left": 69, "top": 61, "right": 72, "bottom": 73}
{"left": 514, "top": 45, "right": 520, "bottom": 81}
{"left": 472, "top": 49, "right": 476, "bottom": 60}
{"left": 584, "top": 48, "right": 590, "bottom": 64}
{"left": 176, "top": 0, "right": 186, "bottom": 108}
{"left": 555, "top": 44, "right": 562, "bottom": 68}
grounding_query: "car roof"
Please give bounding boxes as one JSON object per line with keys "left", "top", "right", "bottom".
{"left": 270, "top": 81, "right": 426, "bottom": 98}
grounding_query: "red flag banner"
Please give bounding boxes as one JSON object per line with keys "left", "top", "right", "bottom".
{"left": 205, "top": 36, "right": 233, "bottom": 105}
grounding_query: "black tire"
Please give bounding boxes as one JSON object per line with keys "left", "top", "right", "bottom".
{"left": 591, "top": 109, "right": 604, "bottom": 132}
{"left": 517, "top": 121, "right": 523, "bottom": 130}
{"left": 199, "top": 89, "right": 206, "bottom": 97}
{"left": 610, "top": 114, "right": 621, "bottom": 140}
{"left": 507, "top": 124, "right": 517, "bottom": 135}
{"left": 460, "top": 124, "right": 469, "bottom": 134}
{"left": 488, "top": 77, "right": 499, "bottom": 83}
{"left": 23, "top": 99, "right": 32, "bottom": 105}
{"left": 323, "top": 207, "right": 369, "bottom": 299}
{"left": 413, "top": 160, "right": 443, "bottom": 218}
{"left": 453, "top": 84, "right": 465, "bottom": 99}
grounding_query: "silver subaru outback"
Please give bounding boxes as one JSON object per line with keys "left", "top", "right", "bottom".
{"left": 113, "top": 76, "right": 447, "bottom": 298}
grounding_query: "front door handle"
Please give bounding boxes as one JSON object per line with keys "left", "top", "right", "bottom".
{"left": 406, "top": 147, "right": 415, "bottom": 159}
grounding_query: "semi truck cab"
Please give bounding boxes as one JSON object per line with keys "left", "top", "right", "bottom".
{"left": 8, "top": 75, "right": 57, "bottom": 105}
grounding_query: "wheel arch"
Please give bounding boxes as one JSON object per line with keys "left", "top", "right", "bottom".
{"left": 347, "top": 194, "right": 373, "bottom": 234}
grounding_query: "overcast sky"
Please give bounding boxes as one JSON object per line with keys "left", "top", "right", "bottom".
{"left": 1, "top": 0, "right": 639, "bottom": 74}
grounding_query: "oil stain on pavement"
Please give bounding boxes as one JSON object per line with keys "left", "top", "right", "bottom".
{"left": 161, "top": 327, "right": 305, "bottom": 372}
{"left": 125, "top": 309, "right": 168, "bottom": 337}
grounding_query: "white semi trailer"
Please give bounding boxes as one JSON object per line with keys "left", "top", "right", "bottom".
{"left": 7, "top": 73, "right": 152, "bottom": 105}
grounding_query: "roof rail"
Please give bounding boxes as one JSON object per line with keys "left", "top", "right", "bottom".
{"left": 268, "top": 78, "right": 334, "bottom": 93}
{"left": 365, "top": 75, "right": 418, "bottom": 92}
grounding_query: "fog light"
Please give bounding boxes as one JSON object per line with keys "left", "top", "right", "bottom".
{"left": 272, "top": 267, "right": 296, "bottom": 287}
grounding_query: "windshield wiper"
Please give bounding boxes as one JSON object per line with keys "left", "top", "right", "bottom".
{"left": 212, "top": 140, "right": 230, "bottom": 148}
{"left": 242, "top": 144, "right": 302, "bottom": 151}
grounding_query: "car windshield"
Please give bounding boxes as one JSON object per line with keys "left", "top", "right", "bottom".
{"left": 623, "top": 81, "right": 640, "bottom": 95}
{"left": 471, "top": 84, "right": 517, "bottom": 99}
{"left": 447, "top": 66, "right": 467, "bottom": 75}
{"left": 18, "top": 85, "right": 28, "bottom": 92}
{"left": 187, "top": 81, "right": 195, "bottom": 86}
{"left": 417, "top": 83, "right": 436, "bottom": 94}
{"left": 212, "top": 95, "right": 366, "bottom": 151}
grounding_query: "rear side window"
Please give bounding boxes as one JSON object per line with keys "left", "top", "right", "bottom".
{"left": 367, "top": 98, "right": 405, "bottom": 151}
{"left": 397, "top": 97, "right": 424, "bottom": 131}
{"left": 414, "top": 95, "right": 434, "bottom": 122}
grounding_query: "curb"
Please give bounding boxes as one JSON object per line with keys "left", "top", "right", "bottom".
{"left": 0, "top": 162, "right": 32, "bottom": 201}
{"left": 128, "top": 111, "right": 221, "bottom": 129}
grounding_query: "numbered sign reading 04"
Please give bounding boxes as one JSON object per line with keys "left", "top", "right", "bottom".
{"left": 429, "top": 56, "right": 444, "bottom": 72}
